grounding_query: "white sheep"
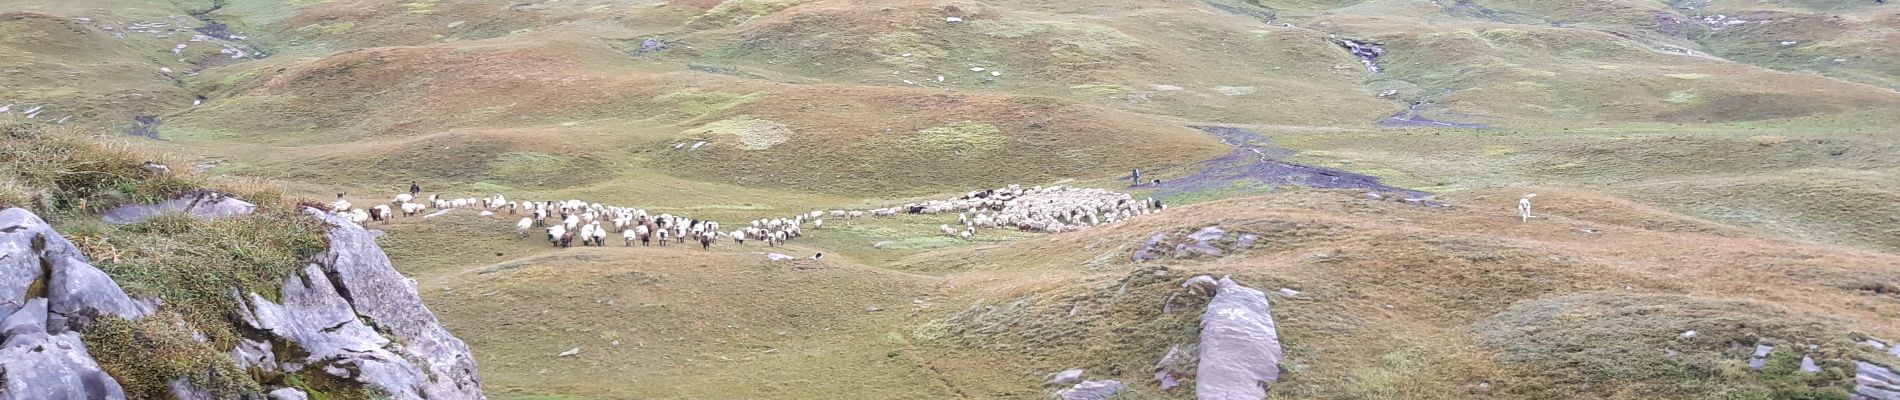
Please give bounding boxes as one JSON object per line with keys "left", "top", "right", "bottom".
{"left": 1520, "top": 193, "right": 1536, "bottom": 222}
{"left": 516, "top": 218, "right": 534, "bottom": 239}
{"left": 370, "top": 205, "right": 392, "bottom": 223}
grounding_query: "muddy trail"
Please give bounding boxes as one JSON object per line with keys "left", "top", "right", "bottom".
{"left": 1143, "top": 126, "right": 1435, "bottom": 201}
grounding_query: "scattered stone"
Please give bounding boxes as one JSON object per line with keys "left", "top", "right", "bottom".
{"left": 990, "top": 71, "right": 1001, "bottom": 77}
{"left": 1054, "top": 380, "right": 1122, "bottom": 400}
{"left": 1047, "top": 368, "right": 1084, "bottom": 385}
{"left": 970, "top": 67, "right": 986, "bottom": 72}
{"left": 1132, "top": 232, "right": 1169, "bottom": 262}
{"left": 1277, "top": 288, "right": 1300, "bottom": 298}
{"left": 268, "top": 387, "right": 310, "bottom": 400}
{"left": 1378, "top": 89, "right": 1399, "bottom": 97}
{"left": 1153, "top": 345, "right": 1187, "bottom": 391}
{"left": 140, "top": 161, "right": 170, "bottom": 174}
{"left": 766, "top": 253, "right": 795, "bottom": 261}
{"left": 129, "top": 116, "right": 161, "bottom": 139}
{"left": 1748, "top": 344, "right": 1773, "bottom": 370}
{"left": 864, "top": 306, "right": 883, "bottom": 312}
{"left": 635, "top": 38, "right": 667, "bottom": 55}
{"left": 1857, "top": 361, "right": 1900, "bottom": 400}
{"left": 1800, "top": 354, "right": 1820, "bottom": 373}
{"left": 557, "top": 347, "right": 581, "bottom": 357}
{"left": 422, "top": 209, "right": 455, "bottom": 219}
{"left": 945, "top": 17, "right": 964, "bottom": 23}
{"left": 446, "top": 21, "right": 466, "bottom": 28}
{"left": 1679, "top": 330, "right": 1698, "bottom": 340}
{"left": 872, "top": 240, "right": 895, "bottom": 249}
{"left": 611, "top": 340, "right": 621, "bottom": 347}
{"left": 1235, "top": 233, "right": 1259, "bottom": 248}
{"left": 478, "top": 211, "right": 494, "bottom": 217}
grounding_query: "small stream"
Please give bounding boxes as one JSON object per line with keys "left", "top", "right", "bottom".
{"left": 1143, "top": 126, "right": 1436, "bottom": 202}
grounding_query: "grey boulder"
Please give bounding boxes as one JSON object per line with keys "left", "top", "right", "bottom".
{"left": 1195, "top": 277, "right": 1283, "bottom": 400}
{"left": 1861, "top": 361, "right": 1900, "bottom": 400}
{"left": 44, "top": 253, "right": 151, "bottom": 330}
{"left": 101, "top": 191, "right": 256, "bottom": 225}
{"left": 226, "top": 209, "right": 481, "bottom": 399}
{"left": 0, "top": 329, "right": 129, "bottom": 400}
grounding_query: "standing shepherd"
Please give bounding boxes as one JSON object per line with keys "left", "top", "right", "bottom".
{"left": 1519, "top": 193, "right": 1537, "bottom": 222}
{"left": 1131, "top": 168, "right": 1141, "bottom": 185}
{"left": 409, "top": 181, "right": 422, "bottom": 197}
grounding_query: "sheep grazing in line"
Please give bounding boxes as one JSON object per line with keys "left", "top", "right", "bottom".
{"left": 401, "top": 202, "right": 426, "bottom": 217}
{"left": 370, "top": 205, "right": 392, "bottom": 223}
{"left": 578, "top": 224, "right": 598, "bottom": 247}
{"left": 389, "top": 182, "right": 1159, "bottom": 256}
{"left": 331, "top": 193, "right": 352, "bottom": 212}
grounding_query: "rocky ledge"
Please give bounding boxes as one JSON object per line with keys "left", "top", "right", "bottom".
{"left": 0, "top": 202, "right": 481, "bottom": 399}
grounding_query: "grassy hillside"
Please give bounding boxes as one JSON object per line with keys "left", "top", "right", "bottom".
{"left": 6, "top": 0, "right": 1900, "bottom": 398}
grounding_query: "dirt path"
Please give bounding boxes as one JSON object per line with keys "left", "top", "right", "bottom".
{"left": 1144, "top": 126, "right": 1436, "bottom": 201}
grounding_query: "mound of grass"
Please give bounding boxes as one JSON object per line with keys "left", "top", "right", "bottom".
{"left": 904, "top": 121, "right": 1003, "bottom": 153}
{"left": 1476, "top": 293, "right": 1858, "bottom": 399}
{"left": 99, "top": 209, "right": 328, "bottom": 346}
{"left": 690, "top": 0, "right": 811, "bottom": 27}
{"left": 1069, "top": 83, "right": 1131, "bottom": 96}
{"left": 684, "top": 115, "right": 792, "bottom": 150}
{"left": 967, "top": 19, "right": 1139, "bottom": 64}
{"left": 912, "top": 267, "right": 1206, "bottom": 398}
{"left": 83, "top": 315, "right": 263, "bottom": 399}
{"left": 652, "top": 89, "right": 758, "bottom": 119}
{"left": 0, "top": 122, "right": 197, "bottom": 211}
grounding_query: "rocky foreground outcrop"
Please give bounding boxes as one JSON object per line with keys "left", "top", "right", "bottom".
{"left": 1191, "top": 276, "right": 1284, "bottom": 400}
{"left": 0, "top": 204, "right": 481, "bottom": 399}
{"left": 228, "top": 208, "right": 482, "bottom": 399}
{"left": 1, "top": 208, "right": 151, "bottom": 399}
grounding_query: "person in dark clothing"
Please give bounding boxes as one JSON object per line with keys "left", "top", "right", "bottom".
{"left": 1131, "top": 169, "right": 1141, "bottom": 185}
{"left": 409, "top": 181, "right": 421, "bottom": 196}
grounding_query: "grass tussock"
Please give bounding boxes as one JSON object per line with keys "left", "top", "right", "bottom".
{"left": 83, "top": 316, "right": 264, "bottom": 399}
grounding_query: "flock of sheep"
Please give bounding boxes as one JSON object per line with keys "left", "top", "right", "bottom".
{"left": 324, "top": 184, "right": 1165, "bottom": 250}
